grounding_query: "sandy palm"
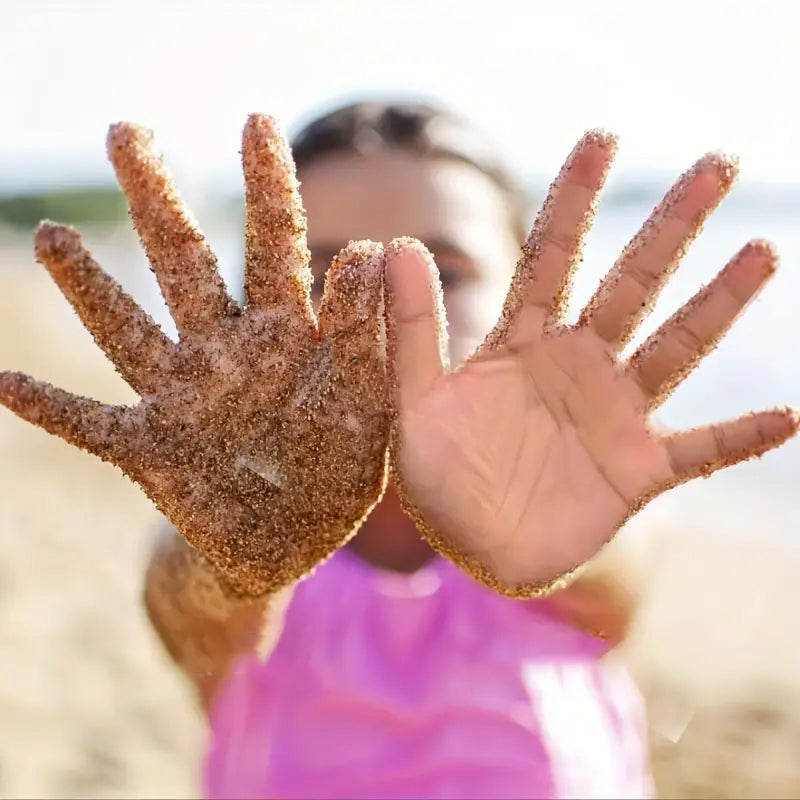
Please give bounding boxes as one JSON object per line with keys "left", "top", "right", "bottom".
{"left": 0, "top": 115, "right": 390, "bottom": 598}
{"left": 386, "top": 131, "right": 798, "bottom": 596}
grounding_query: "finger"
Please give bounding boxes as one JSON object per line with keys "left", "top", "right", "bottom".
{"left": 629, "top": 239, "right": 776, "bottom": 408}
{"left": 242, "top": 114, "right": 314, "bottom": 323}
{"left": 0, "top": 372, "right": 131, "bottom": 463}
{"left": 483, "top": 130, "right": 617, "bottom": 351}
{"left": 317, "top": 240, "right": 385, "bottom": 383}
{"left": 384, "top": 237, "right": 447, "bottom": 409}
{"left": 34, "top": 222, "right": 175, "bottom": 397}
{"left": 580, "top": 152, "right": 738, "bottom": 349}
{"left": 317, "top": 241, "right": 390, "bottom": 488}
{"left": 107, "top": 123, "right": 236, "bottom": 337}
{"left": 663, "top": 408, "right": 798, "bottom": 483}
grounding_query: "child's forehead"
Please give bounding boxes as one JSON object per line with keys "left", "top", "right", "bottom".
{"left": 300, "top": 150, "right": 520, "bottom": 273}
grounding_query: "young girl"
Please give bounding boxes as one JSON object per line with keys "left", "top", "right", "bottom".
{"left": 2, "top": 101, "right": 794, "bottom": 799}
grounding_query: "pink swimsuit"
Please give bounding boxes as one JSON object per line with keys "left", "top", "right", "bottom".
{"left": 205, "top": 550, "right": 652, "bottom": 799}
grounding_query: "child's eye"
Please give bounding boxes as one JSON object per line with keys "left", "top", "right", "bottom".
{"left": 309, "top": 262, "right": 328, "bottom": 297}
{"left": 438, "top": 268, "right": 465, "bottom": 289}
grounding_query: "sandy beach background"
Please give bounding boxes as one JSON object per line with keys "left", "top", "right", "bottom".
{"left": 1, "top": 199, "right": 799, "bottom": 798}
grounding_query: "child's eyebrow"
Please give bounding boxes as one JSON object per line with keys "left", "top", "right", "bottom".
{"left": 421, "top": 236, "right": 482, "bottom": 277}
{"left": 421, "top": 236, "right": 472, "bottom": 261}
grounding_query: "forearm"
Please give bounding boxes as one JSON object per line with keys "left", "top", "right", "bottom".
{"left": 143, "top": 523, "right": 292, "bottom": 711}
{"left": 545, "top": 551, "right": 642, "bottom": 647}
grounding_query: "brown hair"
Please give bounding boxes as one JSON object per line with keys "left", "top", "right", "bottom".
{"left": 290, "top": 100, "right": 531, "bottom": 242}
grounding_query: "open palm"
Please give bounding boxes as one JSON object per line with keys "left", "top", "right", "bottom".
{"left": 0, "top": 116, "right": 389, "bottom": 598}
{"left": 386, "top": 132, "right": 797, "bottom": 596}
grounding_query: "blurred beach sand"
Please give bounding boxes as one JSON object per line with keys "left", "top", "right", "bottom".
{"left": 1, "top": 235, "right": 800, "bottom": 799}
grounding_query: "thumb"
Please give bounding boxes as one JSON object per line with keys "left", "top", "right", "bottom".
{"left": 385, "top": 238, "right": 448, "bottom": 410}
{"left": 316, "top": 239, "right": 386, "bottom": 387}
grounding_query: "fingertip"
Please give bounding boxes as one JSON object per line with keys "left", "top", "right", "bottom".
{"left": 0, "top": 371, "right": 27, "bottom": 408}
{"left": 694, "top": 151, "right": 740, "bottom": 191}
{"left": 385, "top": 236, "right": 439, "bottom": 292}
{"left": 328, "top": 239, "right": 385, "bottom": 291}
{"left": 0, "top": 369, "right": 14, "bottom": 394}
{"left": 244, "top": 112, "right": 281, "bottom": 137}
{"left": 385, "top": 237, "right": 446, "bottom": 329}
{"left": 106, "top": 121, "right": 152, "bottom": 159}
{"left": 560, "top": 129, "right": 618, "bottom": 192}
{"left": 242, "top": 113, "right": 292, "bottom": 165}
{"left": 662, "top": 151, "right": 739, "bottom": 221}
{"left": 316, "top": 240, "right": 386, "bottom": 341}
{"left": 782, "top": 406, "right": 800, "bottom": 434}
{"left": 753, "top": 406, "right": 800, "bottom": 450}
{"left": 721, "top": 239, "right": 779, "bottom": 298}
{"left": 580, "top": 127, "right": 619, "bottom": 154}
{"left": 34, "top": 221, "right": 82, "bottom": 262}
{"left": 337, "top": 238, "right": 384, "bottom": 263}
{"left": 386, "top": 236, "right": 434, "bottom": 262}
{"left": 739, "top": 238, "right": 779, "bottom": 274}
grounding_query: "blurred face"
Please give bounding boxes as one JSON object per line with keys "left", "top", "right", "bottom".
{"left": 299, "top": 150, "right": 523, "bottom": 365}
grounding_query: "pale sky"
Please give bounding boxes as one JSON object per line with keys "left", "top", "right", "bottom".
{"left": 1, "top": 0, "right": 799, "bottom": 192}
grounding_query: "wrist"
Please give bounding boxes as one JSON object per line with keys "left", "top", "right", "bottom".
{"left": 143, "top": 525, "right": 287, "bottom": 709}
